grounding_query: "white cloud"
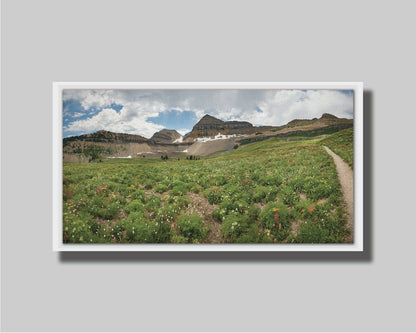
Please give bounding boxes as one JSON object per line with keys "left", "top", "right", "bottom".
{"left": 65, "top": 107, "right": 164, "bottom": 138}
{"left": 63, "top": 89, "right": 115, "bottom": 110}
{"left": 245, "top": 90, "right": 353, "bottom": 126}
{"left": 63, "top": 89, "right": 353, "bottom": 137}
{"left": 72, "top": 112, "right": 84, "bottom": 118}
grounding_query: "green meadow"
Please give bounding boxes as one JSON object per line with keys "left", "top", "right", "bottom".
{"left": 63, "top": 129, "right": 353, "bottom": 244}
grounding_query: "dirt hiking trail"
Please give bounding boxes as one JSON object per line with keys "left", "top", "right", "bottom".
{"left": 323, "top": 146, "right": 354, "bottom": 243}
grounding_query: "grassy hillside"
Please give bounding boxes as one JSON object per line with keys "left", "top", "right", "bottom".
{"left": 63, "top": 133, "right": 351, "bottom": 245}
{"left": 319, "top": 128, "right": 354, "bottom": 169}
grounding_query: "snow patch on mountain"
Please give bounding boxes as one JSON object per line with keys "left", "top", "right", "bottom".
{"left": 195, "top": 133, "right": 247, "bottom": 142}
{"left": 173, "top": 136, "right": 183, "bottom": 143}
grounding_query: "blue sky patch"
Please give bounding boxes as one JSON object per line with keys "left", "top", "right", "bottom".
{"left": 110, "top": 103, "right": 123, "bottom": 112}
{"left": 63, "top": 99, "right": 86, "bottom": 127}
{"left": 147, "top": 110, "right": 198, "bottom": 130}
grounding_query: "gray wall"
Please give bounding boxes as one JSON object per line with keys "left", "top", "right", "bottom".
{"left": 2, "top": 0, "right": 415, "bottom": 331}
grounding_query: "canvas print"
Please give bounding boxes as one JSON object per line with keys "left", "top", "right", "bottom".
{"left": 56, "top": 83, "right": 362, "bottom": 250}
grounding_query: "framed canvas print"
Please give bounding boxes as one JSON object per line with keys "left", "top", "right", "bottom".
{"left": 53, "top": 82, "right": 363, "bottom": 251}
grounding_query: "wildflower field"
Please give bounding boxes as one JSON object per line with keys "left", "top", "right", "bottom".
{"left": 63, "top": 132, "right": 353, "bottom": 244}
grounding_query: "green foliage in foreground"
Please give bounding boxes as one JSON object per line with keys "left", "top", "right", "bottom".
{"left": 63, "top": 133, "right": 351, "bottom": 244}
{"left": 320, "top": 128, "right": 354, "bottom": 169}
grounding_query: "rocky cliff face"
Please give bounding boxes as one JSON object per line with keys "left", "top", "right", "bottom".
{"left": 286, "top": 113, "right": 351, "bottom": 127}
{"left": 150, "top": 129, "right": 182, "bottom": 143}
{"left": 187, "top": 114, "right": 253, "bottom": 140}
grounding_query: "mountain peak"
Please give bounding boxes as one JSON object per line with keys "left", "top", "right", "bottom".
{"left": 321, "top": 113, "right": 338, "bottom": 119}
{"left": 202, "top": 114, "right": 218, "bottom": 119}
{"left": 186, "top": 114, "right": 253, "bottom": 140}
{"left": 150, "top": 129, "right": 182, "bottom": 143}
{"left": 197, "top": 114, "right": 224, "bottom": 124}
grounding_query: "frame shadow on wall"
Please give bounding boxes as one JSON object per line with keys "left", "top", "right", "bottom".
{"left": 60, "top": 90, "right": 373, "bottom": 263}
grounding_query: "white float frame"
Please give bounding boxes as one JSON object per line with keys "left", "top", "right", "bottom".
{"left": 53, "top": 82, "right": 363, "bottom": 252}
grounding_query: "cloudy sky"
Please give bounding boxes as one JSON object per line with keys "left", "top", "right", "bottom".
{"left": 62, "top": 89, "right": 354, "bottom": 138}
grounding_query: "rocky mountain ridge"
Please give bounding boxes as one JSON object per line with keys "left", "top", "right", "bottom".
{"left": 64, "top": 130, "right": 148, "bottom": 144}
{"left": 63, "top": 113, "right": 353, "bottom": 161}
{"left": 64, "top": 113, "right": 351, "bottom": 145}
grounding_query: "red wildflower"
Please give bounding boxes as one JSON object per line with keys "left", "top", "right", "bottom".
{"left": 64, "top": 232, "right": 68, "bottom": 239}
{"left": 274, "top": 214, "right": 279, "bottom": 223}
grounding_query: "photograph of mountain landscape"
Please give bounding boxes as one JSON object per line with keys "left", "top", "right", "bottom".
{"left": 57, "top": 83, "right": 361, "bottom": 249}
